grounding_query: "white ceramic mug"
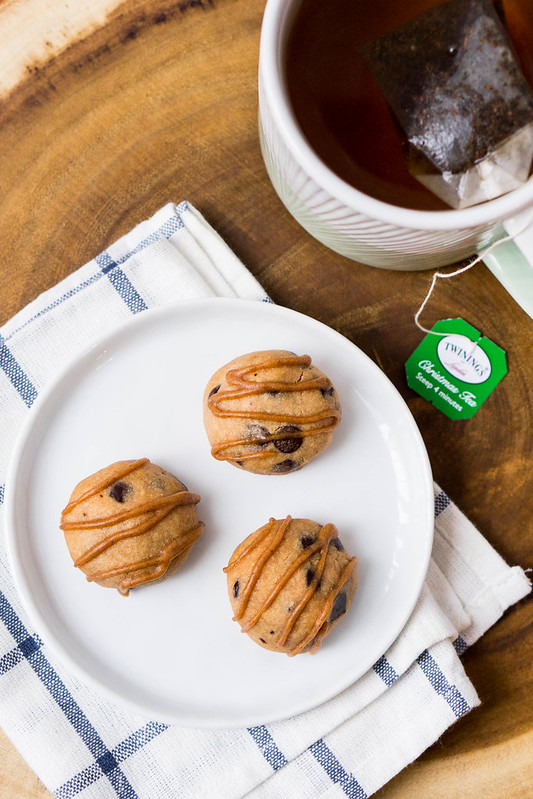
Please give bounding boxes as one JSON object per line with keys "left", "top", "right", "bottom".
{"left": 258, "top": 0, "right": 533, "bottom": 318}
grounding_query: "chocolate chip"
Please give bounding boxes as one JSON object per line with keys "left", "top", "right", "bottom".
{"left": 321, "top": 385, "right": 334, "bottom": 397}
{"left": 274, "top": 424, "right": 303, "bottom": 453}
{"left": 268, "top": 391, "right": 279, "bottom": 397}
{"left": 332, "top": 537, "right": 344, "bottom": 551}
{"left": 300, "top": 535, "right": 315, "bottom": 549}
{"left": 259, "top": 638, "right": 266, "bottom": 643}
{"left": 109, "top": 481, "right": 131, "bottom": 503}
{"left": 306, "top": 568, "right": 315, "bottom": 586}
{"left": 271, "top": 459, "right": 297, "bottom": 473}
{"left": 329, "top": 591, "right": 347, "bottom": 622}
{"left": 233, "top": 580, "right": 240, "bottom": 598}
{"left": 208, "top": 384, "right": 221, "bottom": 398}
{"left": 235, "top": 461, "right": 244, "bottom": 467}
{"left": 270, "top": 630, "right": 275, "bottom": 635}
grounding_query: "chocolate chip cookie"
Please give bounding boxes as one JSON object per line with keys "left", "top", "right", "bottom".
{"left": 203, "top": 350, "right": 341, "bottom": 474}
{"left": 224, "top": 516, "right": 357, "bottom": 655}
{"left": 60, "top": 458, "right": 204, "bottom": 595}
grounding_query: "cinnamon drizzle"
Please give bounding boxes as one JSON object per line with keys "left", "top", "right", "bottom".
{"left": 225, "top": 516, "right": 357, "bottom": 656}
{"left": 60, "top": 459, "right": 203, "bottom": 595}
{"left": 208, "top": 354, "right": 340, "bottom": 463}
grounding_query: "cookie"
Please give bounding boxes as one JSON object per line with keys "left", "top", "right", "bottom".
{"left": 224, "top": 516, "right": 357, "bottom": 655}
{"left": 203, "top": 350, "right": 341, "bottom": 474}
{"left": 60, "top": 458, "right": 204, "bottom": 595}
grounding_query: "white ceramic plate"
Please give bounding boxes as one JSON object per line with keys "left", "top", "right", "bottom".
{"left": 5, "top": 298, "right": 433, "bottom": 727}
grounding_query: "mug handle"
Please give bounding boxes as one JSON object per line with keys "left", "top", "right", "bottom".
{"left": 479, "top": 213, "right": 533, "bottom": 318}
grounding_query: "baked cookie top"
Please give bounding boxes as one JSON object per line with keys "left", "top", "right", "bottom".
{"left": 203, "top": 350, "right": 341, "bottom": 474}
{"left": 224, "top": 516, "right": 357, "bottom": 655}
{"left": 60, "top": 458, "right": 204, "bottom": 595}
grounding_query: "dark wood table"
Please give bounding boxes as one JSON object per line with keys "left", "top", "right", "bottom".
{"left": 0, "top": 1, "right": 531, "bottom": 796}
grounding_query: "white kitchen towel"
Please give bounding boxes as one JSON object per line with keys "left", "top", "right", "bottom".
{"left": 0, "top": 201, "right": 530, "bottom": 799}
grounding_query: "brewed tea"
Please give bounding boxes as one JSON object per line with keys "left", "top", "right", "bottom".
{"left": 285, "top": 0, "right": 533, "bottom": 210}
{"left": 361, "top": 0, "right": 533, "bottom": 208}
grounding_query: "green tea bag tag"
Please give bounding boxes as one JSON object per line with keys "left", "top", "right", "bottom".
{"left": 405, "top": 318, "right": 507, "bottom": 419}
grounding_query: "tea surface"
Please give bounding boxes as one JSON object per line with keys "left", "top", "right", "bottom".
{"left": 285, "top": 0, "right": 533, "bottom": 210}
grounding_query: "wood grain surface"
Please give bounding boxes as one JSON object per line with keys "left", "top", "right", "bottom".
{"left": 0, "top": 0, "right": 531, "bottom": 797}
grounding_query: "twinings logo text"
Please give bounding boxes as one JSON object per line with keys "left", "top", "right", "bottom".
{"left": 437, "top": 334, "right": 491, "bottom": 385}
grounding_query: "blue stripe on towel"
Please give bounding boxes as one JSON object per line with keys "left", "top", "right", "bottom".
{"left": 0, "top": 206, "right": 188, "bottom": 407}
{"left": 0, "top": 634, "right": 43, "bottom": 675}
{"left": 3, "top": 275, "right": 102, "bottom": 343}
{"left": 453, "top": 635, "right": 468, "bottom": 656}
{"left": 373, "top": 654, "right": 399, "bottom": 686}
{"left": 434, "top": 490, "right": 451, "bottom": 517}
{"left": 55, "top": 722, "right": 168, "bottom": 799}
{"left": 93, "top": 203, "right": 187, "bottom": 315}
{"left": 248, "top": 725, "right": 288, "bottom": 771}
{"left": 0, "top": 335, "right": 38, "bottom": 407}
{"left": 0, "top": 591, "right": 140, "bottom": 798}
{"left": 95, "top": 253, "right": 148, "bottom": 314}
{"left": 309, "top": 739, "right": 367, "bottom": 799}
{"left": 3, "top": 206, "right": 187, "bottom": 344}
{"left": 416, "top": 649, "right": 470, "bottom": 717}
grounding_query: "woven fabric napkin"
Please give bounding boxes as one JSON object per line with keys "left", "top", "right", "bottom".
{"left": 0, "top": 201, "right": 530, "bottom": 799}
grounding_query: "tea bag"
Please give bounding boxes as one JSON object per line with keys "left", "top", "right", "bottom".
{"left": 361, "top": 0, "right": 533, "bottom": 208}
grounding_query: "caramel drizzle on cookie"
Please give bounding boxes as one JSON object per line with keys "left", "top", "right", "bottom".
{"left": 88, "top": 523, "right": 204, "bottom": 596}
{"left": 208, "top": 354, "right": 340, "bottom": 463}
{"left": 224, "top": 516, "right": 292, "bottom": 620}
{"left": 60, "top": 459, "right": 204, "bottom": 595}
{"left": 289, "top": 557, "right": 357, "bottom": 657}
{"left": 62, "top": 458, "right": 151, "bottom": 514}
{"left": 225, "top": 516, "right": 357, "bottom": 656}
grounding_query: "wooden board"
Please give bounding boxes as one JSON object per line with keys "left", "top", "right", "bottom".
{"left": 0, "top": 1, "right": 531, "bottom": 797}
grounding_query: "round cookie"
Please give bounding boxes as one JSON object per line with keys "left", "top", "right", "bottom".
{"left": 203, "top": 350, "right": 341, "bottom": 475}
{"left": 224, "top": 516, "right": 357, "bottom": 655}
{"left": 60, "top": 458, "right": 204, "bottom": 595}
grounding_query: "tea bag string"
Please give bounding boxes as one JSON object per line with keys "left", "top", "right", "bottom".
{"left": 414, "top": 211, "right": 533, "bottom": 336}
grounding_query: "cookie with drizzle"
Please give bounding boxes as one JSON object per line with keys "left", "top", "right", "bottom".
{"left": 60, "top": 459, "right": 204, "bottom": 595}
{"left": 224, "top": 516, "right": 357, "bottom": 655}
{"left": 203, "top": 350, "right": 341, "bottom": 474}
